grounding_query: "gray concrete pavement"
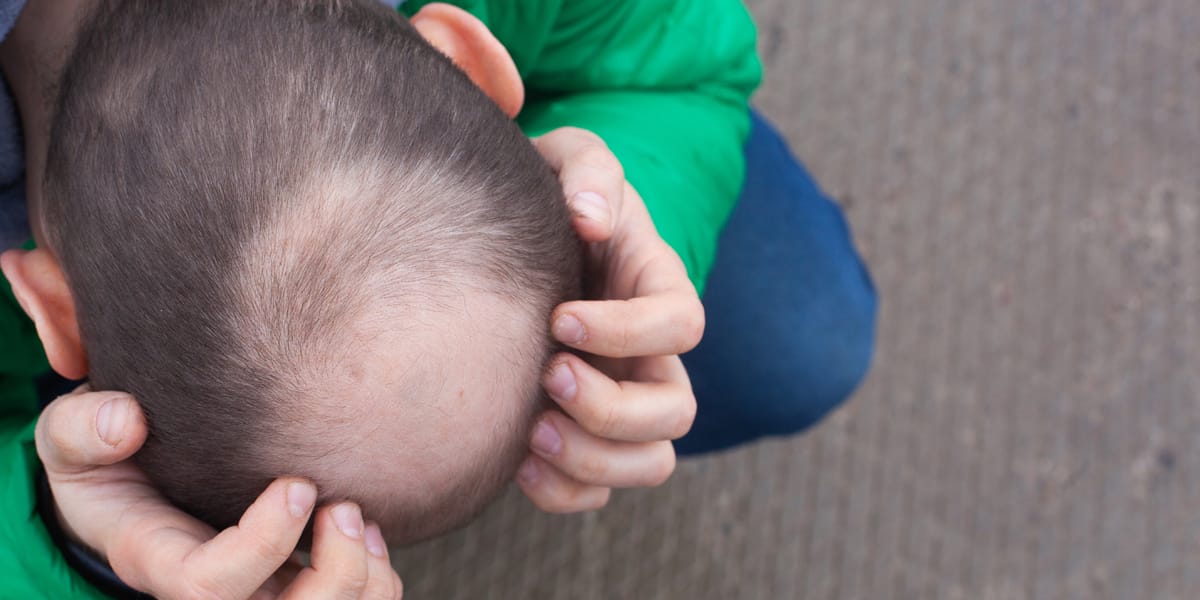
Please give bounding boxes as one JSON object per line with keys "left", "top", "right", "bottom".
{"left": 393, "top": 1, "right": 1200, "bottom": 597}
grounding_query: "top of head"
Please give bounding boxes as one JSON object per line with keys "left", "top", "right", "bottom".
{"left": 41, "top": 0, "right": 581, "bottom": 544}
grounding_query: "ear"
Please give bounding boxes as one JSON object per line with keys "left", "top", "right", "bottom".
{"left": 410, "top": 3, "right": 524, "bottom": 118}
{"left": 1, "top": 249, "right": 87, "bottom": 379}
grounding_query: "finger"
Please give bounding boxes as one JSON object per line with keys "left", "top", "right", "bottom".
{"left": 529, "top": 411, "right": 677, "bottom": 488}
{"left": 552, "top": 284, "right": 704, "bottom": 357}
{"left": 362, "top": 522, "right": 404, "bottom": 600}
{"left": 36, "top": 389, "right": 148, "bottom": 475}
{"left": 282, "top": 503, "right": 370, "bottom": 600}
{"left": 515, "top": 455, "right": 612, "bottom": 513}
{"left": 112, "top": 479, "right": 314, "bottom": 598}
{"left": 135, "top": 478, "right": 316, "bottom": 599}
{"left": 256, "top": 558, "right": 306, "bottom": 598}
{"left": 543, "top": 354, "right": 695, "bottom": 442}
{"left": 533, "top": 127, "right": 623, "bottom": 241}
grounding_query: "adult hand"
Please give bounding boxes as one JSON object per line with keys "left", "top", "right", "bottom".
{"left": 38, "top": 385, "right": 402, "bottom": 599}
{"left": 521, "top": 127, "right": 704, "bottom": 512}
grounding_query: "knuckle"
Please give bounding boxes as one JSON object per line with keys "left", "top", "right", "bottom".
{"left": 110, "top": 524, "right": 190, "bottom": 598}
{"left": 677, "top": 301, "right": 706, "bottom": 350}
{"left": 106, "top": 519, "right": 162, "bottom": 588}
{"left": 45, "top": 423, "right": 81, "bottom": 462}
{"left": 530, "top": 492, "right": 573, "bottom": 514}
{"left": 245, "top": 528, "right": 292, "bottom": 567}
{"left": 643, "top": 446, "right": 677, "bottom": 487}
{"left": 567, "top": 486, "right": 609, "bottom": 513}
{"left": 339, "top": 564, "right": 371, "bottom": 593}
{"left": 37, "top": 404, "right": 72, "bottom": 450}
{"left": 562, "top": 126, "right": 605, "bottom": 148}
{"left": 365, "top": 571, "right": 404, "bottom": 600}
{"left": 107, "top": 543, "right": 145, "bottom": 592}
{"left": 531, "top": 483, "right": 611, "bottom": 514}
{"left": 588, "top": 399, "right": 621, "bottom": 439}
{"left": 574, "top": 145, "right": 621, "bottom": 176}
{"left": 670, "top": 394, "right": 698, "bottom": 440}
{"left": 588, "top": 488, "right": 613, "bottom": 511}
{"left": 610, "top": 300, "right": 638, "bottom": 354}
{"left": 575, "top": 455, "right": 611, "bottom": 484}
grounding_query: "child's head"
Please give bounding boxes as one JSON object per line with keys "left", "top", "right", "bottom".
{"left": 16, "top": 0, "right": 581, "bottom": 543}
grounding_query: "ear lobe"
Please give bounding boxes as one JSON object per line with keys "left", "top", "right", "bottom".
{"left": 1, "top": 249, "right": 88, "bottom": 379}
{"left": 410, "top": 3, "right": 525, "bottom": 118}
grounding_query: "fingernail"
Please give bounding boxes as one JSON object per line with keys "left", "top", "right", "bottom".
{"left": 544, "top": 363, "right": 578, "bottom": 403}
{"left": 553, "top": 315, "right": 586, "bottom": 345}
{"left": 531, "top": 420, "right": 563, "bottom": 456}
{"left": 332, "top": 503, "right": 364, "bottom": 539}
{"left": 287, "top": 481, "right": 317, "bottom": 518}
{"left": 364, "top": 523, "right": 387, "bottom": 558}
{"left": 569, "top": 192, "right": 610, "bottom": 224}
{"left": 517, "top": 458, "right": 540, "bottom": 484}
{"left": 96, "top": 397, "right": 129, "bottom": 447}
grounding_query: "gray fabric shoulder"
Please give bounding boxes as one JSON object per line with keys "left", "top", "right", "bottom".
{"left": 0, "top": 0, "right": 27, "bottom": 248}
{"left": 0, "top": 0, "right": 27, "bottom": 41}
{"left": 0, "top": 178, "right": 28, "bottom": 249}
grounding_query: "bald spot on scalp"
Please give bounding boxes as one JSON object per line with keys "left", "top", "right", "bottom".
{"left": 235, "top": 166, "right": 551, "bottom": 540}
{"left": 42, "top": 0, "right": 581, "bottom": 544}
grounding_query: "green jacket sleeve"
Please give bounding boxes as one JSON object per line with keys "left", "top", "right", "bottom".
{"left": 0, "top": 278, "right": 107, "bottom": 598}
{"left": 403, "top": 0, "right": 762, "bottom": 291}
{"left": 0, "top": 419, "right": 110, "bottom": 599}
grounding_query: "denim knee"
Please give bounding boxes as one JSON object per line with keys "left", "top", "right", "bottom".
{"left": 752, "top": 260, "right": 877, "bottom": 436}
{"left": 679, "top": 110, "right": 879, "bottom": 452}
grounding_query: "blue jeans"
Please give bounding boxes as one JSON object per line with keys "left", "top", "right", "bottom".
{"left": 675, "top": 112, "right": 878, "bottom": 456}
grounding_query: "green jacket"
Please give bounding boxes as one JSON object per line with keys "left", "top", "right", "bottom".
{"left": 0, "top": 1, "right": 760, "bottom": 596}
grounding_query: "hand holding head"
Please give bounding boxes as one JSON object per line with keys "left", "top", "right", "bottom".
{"left": 521, "top": 128, "right": 704, "bottom": 513}
{"left": 35, "top": 385, "right": 403, "bottom": 598}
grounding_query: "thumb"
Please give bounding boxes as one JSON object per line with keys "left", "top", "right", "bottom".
{"left": 36, "top": 386, "right": 148, "bottom": 475}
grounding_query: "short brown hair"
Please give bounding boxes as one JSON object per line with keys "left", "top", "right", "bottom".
{"left": 43, "top": 0, "right": 580, "bottom": 542}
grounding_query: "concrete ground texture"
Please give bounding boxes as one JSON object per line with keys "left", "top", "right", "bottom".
{"left": 392, "top": 1, "right": 1200, "bottom": 598}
